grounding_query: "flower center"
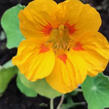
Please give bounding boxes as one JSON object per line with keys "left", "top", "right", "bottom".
{"left": 47, "top": 24, "right": 72, "bottom": 52}
{"left": 42, "top": 23, "right": 83, "bottom": 54}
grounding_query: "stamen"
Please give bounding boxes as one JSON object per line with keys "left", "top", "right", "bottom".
{"left": 45, "top": 23, "right": 76, "bottom": 52}
{"left": 58, "top": 24, "right": 65, "bottom": 36}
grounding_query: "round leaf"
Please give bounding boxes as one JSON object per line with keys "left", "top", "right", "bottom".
{"left": 17, "top": 76, "right": 37, "bottom": 97}
{"left": 1, "top": 4, "right": 25, "bottom": 48}
{"left": 0, "top": 66, "right": 18, "bottom": 94}
{"left": 18, "top": 72, "right": 62, "bottom": 98}
{"left": 82, "top": 73, "right": 109, "bottom": 109}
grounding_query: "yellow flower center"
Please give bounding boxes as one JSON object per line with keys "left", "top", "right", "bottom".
{"left": 41, "top": 23, "right": 83, "bottom": 54}
{"left": 48, "top": 24, "right": 70, "bottom": 51}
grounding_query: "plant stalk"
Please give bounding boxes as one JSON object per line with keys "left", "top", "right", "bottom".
{"left": 50, "top": 98, "right": 54, "bottom": 109}
{"left": 57, "top": 95, "right": 64, "bottom": 109}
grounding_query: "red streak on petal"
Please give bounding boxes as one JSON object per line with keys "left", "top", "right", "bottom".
{"left": 58, "top": 54, "right": 67, "bottom": 64}
{"left": 42, "top": 24, "right": 52, "bottom": 35}
{"left": 65, "top": 23, "right": 76, "bottom": 34}
{"left": 73, "top": 42, "right": 84, "bottom": 51}
{"left": 39, "top": 44, "right": 49, "bottom": 53}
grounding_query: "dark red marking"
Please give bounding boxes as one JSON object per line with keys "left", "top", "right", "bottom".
{"left": 73, "top": 42, "right": 84, "bottom": 51}
{"left": 65, "top": 23, "right": 76, "bottom": 34}
{"left": 58, "top": 54, "right": 67, "bottom": 64}
{"left": 39, "top": 44, "right": 49, "bottom": 53}
{"left": 42, "top": 24, "right": 52, "bottom": 35}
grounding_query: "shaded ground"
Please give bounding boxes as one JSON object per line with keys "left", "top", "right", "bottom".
{"left": 0, "top": 0, "right": 109, "bottom": 109}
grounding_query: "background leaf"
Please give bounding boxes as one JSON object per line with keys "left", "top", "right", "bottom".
{"left": 1, "top": 60, "right": 13, "bottom": 69}
{"left": 1, "top": 4, "right": 25, "bottom": 48}
{"left": 17, "top": 72, "right": 62, "bottom": 98}
{"left": 17, "top": 75, "right": 37, "bottom": 97}
{"left": 82, "top": 73, "right": 109, "bottom": 109}
{"left": 0, "top": 66, "right": 18, "bottom": 95}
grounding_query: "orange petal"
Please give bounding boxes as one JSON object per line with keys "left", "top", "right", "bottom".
{"left": 46, "top": 53, "right": 87, "bottom": 94}
{"left": 72, "top": 32, "right": 109, "bottom": 76}
{"left": 12, "top": 38, "right": 55, "bottom": 81}
{"left": 58, "top": 0, "right": 101, "bottom": 32}
{"left": 18, "top": 0, "right": 57, "bottom": 38}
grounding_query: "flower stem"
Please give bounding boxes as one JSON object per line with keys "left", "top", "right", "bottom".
{"left": 50, "top": 98, "right": 54, "bottom": 109}
{"left": 57, "top": 95, "right": 64, "bottom": 109}
{"left": 75, "top": 88, "right": 82, "bottom": 92}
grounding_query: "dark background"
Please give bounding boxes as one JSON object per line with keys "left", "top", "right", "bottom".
{"left": 0, "top": 0, "right": 109, "bottom": 109}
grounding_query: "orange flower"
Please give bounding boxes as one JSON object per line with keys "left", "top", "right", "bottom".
{"left": 12, "top": 0, "right": 109, "bottom": 93}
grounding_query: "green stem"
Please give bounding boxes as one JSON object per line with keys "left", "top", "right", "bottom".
{"left": 50, "top": 98, "right": 54, "bottom": 109}
{"left": 57, "top": 95, "right": 64, "bottom": 109}
{"left": 75, "top": 88, "right": 82, "bottom": 92}
{"left": 75, "top": 101, "right": 86, "bottom": 106}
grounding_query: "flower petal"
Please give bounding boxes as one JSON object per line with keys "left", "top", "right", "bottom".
{"left": 72, "top": 32, "right": 109, "bottom": 76}
{"left": 46, "top": 53, "right": 87, "bottom": 94}
{"left": 58, "top": 0, "right": 101, "bottom": 32}
{"left": 12, "top": 38, "right": 55, "bottom": 81}
{"left": 18, "top": 0, "right": 57, "bottom": 38}
{"left": 79, "top": 51, "right": 108, "bottom": 76}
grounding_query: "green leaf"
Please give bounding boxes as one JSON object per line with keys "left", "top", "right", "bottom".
{"left": 82, "top": 73, "right": 109, "bottom": 109}
{"left": 18, "top": 72, "right": 62, "bottom": 98}
{"left": 17, "top": 75, "right": 37, "bottom": 97}
{"left": 61, "top": 97, "right": 76, "bottom": 109}
{"left": 1, "top": 4, "right": 25, "bottom": 48}
{"left": 61, "top": 90, "right": 83, "bottom": 109}
{"left": 0, "top": 66, "right": 18, "bottom": 95}
{"left": 1, "top": 60, "right": 13, "bottom": 69}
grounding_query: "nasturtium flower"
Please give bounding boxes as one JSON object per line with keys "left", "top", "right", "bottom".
{"left": 12, "top": 0, "right": 109, "bottom": 93}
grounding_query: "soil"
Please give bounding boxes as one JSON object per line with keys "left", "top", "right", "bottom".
{"left": 0, "top": 0, "right": 109, "bottom": 109}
